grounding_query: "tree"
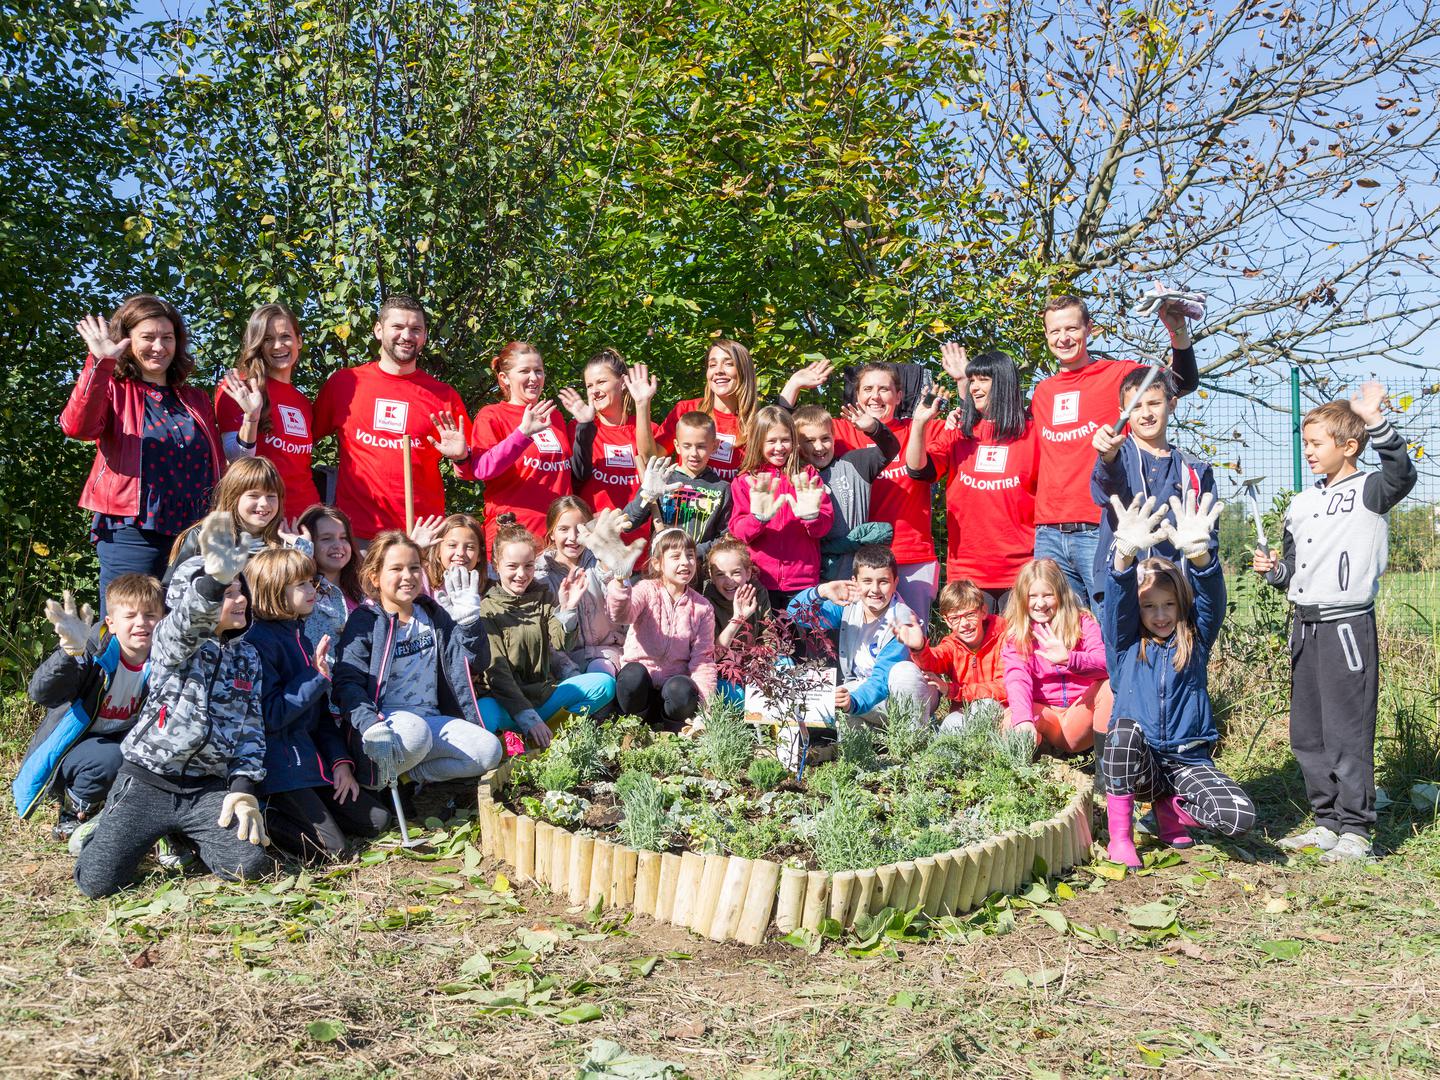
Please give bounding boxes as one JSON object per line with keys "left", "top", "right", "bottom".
{"left": 959, "top": 0, "right": 1440, "bottom": 375}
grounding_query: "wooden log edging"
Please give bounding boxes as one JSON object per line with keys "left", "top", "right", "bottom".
{"left": 474, "top": 764, "right": 1093, "bottom": 944}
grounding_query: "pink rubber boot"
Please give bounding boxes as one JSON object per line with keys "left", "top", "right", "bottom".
{"left": 1154, "top": 794, "right": 1199, "bottom": 849}
{"left": 1106, "top": 795, "right": 1142, "bottom": 869}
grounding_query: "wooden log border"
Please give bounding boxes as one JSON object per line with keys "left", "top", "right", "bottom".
{"left": 476, "top": 764, "right": 1092, "bottom": 944}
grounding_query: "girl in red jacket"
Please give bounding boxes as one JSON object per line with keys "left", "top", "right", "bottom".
{"left": 728, "top": 407, "right": 834, "bottom": 609}
{"left": 912, "top": 579, "right": 1009, "bottom": 729}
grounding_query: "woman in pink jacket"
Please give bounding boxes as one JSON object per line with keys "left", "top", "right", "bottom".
{"left": 64, "top": 296, "right": 229, "bottom": 612}
{"left": 1000, "top": 558, "right": 1112, "bottom": 754}
{"left": 607, "top": 527, "right": 717, "bottom": 731}
{"left": 729, "top": 406, "right": 834, "bottom": 609}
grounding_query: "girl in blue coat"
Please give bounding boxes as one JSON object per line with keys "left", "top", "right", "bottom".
{"left": 1102, "top": 490, "right": 1255, "bottom": 870}
{"left": 245, "top": 548, "right": 390, "bottom": 858}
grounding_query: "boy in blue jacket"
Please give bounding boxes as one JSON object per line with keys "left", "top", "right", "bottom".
{"left": 1090, "top": 367, "right": 1216, "bottom": 607}
{"left": 14, "top": 575, "right": 162, "bottom": 842}
{"left": 1101, "top": 491, "right": 1254, "bottom": 871}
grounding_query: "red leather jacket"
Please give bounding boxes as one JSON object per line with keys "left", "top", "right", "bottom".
{"left": 59, "top": 353, "right": 225, "bottom": 519}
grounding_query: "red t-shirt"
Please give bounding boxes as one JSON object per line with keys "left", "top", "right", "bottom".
{"left": 833, "top": 416, "right": 947, "bottom": 565}
{"left": 658, "top": 398, "right": 743, "bottom": 482}
{"left": 214, "top": 380, "right": 321, "bottom": 519}
{"left": 928, "top": 419, "right": 1038, "bottom": 589}
{"left": 1029, "top": 358, "right": 1142, "bottom": 525}
{"left": 313, "top": 363, "right": 469, "bottom": 540}
{"left": 578, "top": 416, "right": 660, "bottom": 541}
{"left": 471, "top": 401, "right": 574, "bottom": 547}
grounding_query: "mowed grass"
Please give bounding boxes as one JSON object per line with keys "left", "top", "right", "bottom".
{"left": 0, "top": 632, "right": 1437, "bottom": 1079}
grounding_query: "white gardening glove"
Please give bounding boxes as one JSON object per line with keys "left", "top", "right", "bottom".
{"left": 790, "top": 472, "right": 826, "bottom": 521}
{"left": 362, "top": 723, "right": 406, "bottom": 787}
{"left": 197, "top": 511, "right": 252, "bottom": 583}
{"left": 747, "top": 473, "right": 784, "bottom": 523}
{"left": 442, "top": 565, "right": 483, "bottom": 625}
{"left": 1108, "top": 494, "right": 1169, "bottom": 562}
{"left": 44, "top": 590, "right": 96, "bottom": 656}
{"left": 639, "top": 456, "right": 682, "bottom": 506}
{"left": 218, "top": 792, "right": 270, "bottom": 846}
{"left": 1165, "top": 489, "right": 1224, "bottom": 564}
{"left": 578, "top": 507, "right": 646, "bottom": 580}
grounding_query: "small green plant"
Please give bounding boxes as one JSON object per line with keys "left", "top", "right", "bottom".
{"left": 812, "top": 788, "right": 892, "bottom": 871}
{"left": 695, "top": 699, "right": 757, "bottom": 781}
{"left": 836, "top": 716, "right": 879, "bottom": 771}
{"left": 621, "top": 737, "right": 684, "bottom": 777}
{"left": 615, "top": 771, "right": 672, "bottom": 851}
{"left": 879, "top": 692, "right": 932, "bottom": 761}
{"left": 532, "top": 755, "right": 581, "bottom": 794}
{"left": 988, "top": 723, "right": 1037, "bottom": 771}
{"left": 901, "top": 826, "right": 962, "bottom": 860}
{"left": 747, "top": 756, "right": 788, "bottom": 791}
{"left": 562, "top": 713, "right": 606, "bottom": 783}
{"left": 806, "top": 759, "right": 859, "bottom": 798}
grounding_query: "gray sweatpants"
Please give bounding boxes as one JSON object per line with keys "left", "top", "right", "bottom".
{"left": 74, "top": 772, "right": 274, "bottom": 898}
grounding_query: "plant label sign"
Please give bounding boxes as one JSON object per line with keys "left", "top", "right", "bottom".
{"left": 743, "top": 667, "right": 837, "bottom": 730}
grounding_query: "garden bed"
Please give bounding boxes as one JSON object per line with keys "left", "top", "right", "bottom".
{"left": 475, "top": 700, "right": 1094, "bottom": 944}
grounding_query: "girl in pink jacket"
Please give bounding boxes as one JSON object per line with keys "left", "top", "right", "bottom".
{"left": 1000, "top": 558, "right": 1112, "bottom": 754}
{"left": 729, "top": 406, "right": 834, "bottom": 609}
{"left": 607, "top": 528, "right": 717, "bottom": 731}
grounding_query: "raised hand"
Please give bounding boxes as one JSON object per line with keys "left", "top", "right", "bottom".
{"left": 197, "top": 511, "right": 251, "bottom": 583}
{"left": 1108, "top": 493, "right": 1169, "bottom": 562}
{"left": 519, "top": 399, "right": 557, "bottom": 437}
{"left": 557, "top": 386, "right": 596, "bottom": 424}
{"left": 939, "top": 342, "right": 968, "bottom": 385}
{"left": 75, "top": 314, "right": 129, "bottom": 360}
{"left": 557, "top": 566, "right": 587, "bottom": 611}
{"left": 578, "top": 507, "right": 646, "bottom": 579}
{"left": 1091, "top": 423, "right": 1126, "bottom": 462}
{"left": 839, "top": 402, "right": 879, "bottom": 434}
{"left": 221, "top": 370, "right": 264, "bottom": 422}
{"left": 818, "top": 580, "right": 860, "bottom": 604}
{"left": 790, "top": 471, "right": 827, "bottom": 521}
{"left": 747, "top": 472, "right": 783, "bottom": 523}
{"left": 624, "top": 362, "right": 657, "bottom": 410}
{"left": 732, "top": 582, "right": 759, "bottom": 622}
{"left": 639, "top": 455, "right": 682, "bottom": 505}
{"left": 442, "top": 565, "right": 483, "bottom": 625}
{"left": 408, "top": 513, "right": 446, "bottom": 549}
{"left": 44, "top": 590, "right": 96, "bottom": 656}
{"left": 1350, "top": 380, "right": 1387, "bottom": 427}
{"left": 1252, "top": 547, "right": 1278, "bottom": 574}
{"left": 1165, "top": 489, "right": 1223, "bottom": 564}
{"left": 911, "top": 387, "right": 949, "bottom": 427}
{"left": 944, "top": 408, "right": 964, "bottom": 430}
{"left": 1032, "top": 623, "right": 1070, "bottom": 666}
{"left": 313, "top": 634, "right": 333, "bottom": 679}
{"left": 893, "top": 611, "right": 927, "bottom": 651}
{"left": 781, "top": 357, "right": 834, "bottom": 404}
{"left": 426, "top": 410, "right": 468, "bottom": 460}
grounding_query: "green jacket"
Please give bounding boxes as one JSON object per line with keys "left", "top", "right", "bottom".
{"left": 480, "top": 583, "right": 579, "bottom": 716}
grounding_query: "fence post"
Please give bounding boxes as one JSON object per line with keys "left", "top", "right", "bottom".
{"left": 1290, "top": 366, "right": 1303, "bottom": 491}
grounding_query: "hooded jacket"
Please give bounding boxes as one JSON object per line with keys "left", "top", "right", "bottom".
{"left": 912, "top": 614, "right": 1008, "bottom": 706}
{"left": 479, "top": 581, "right": 579, "bottom": 718}
{"left": 119, "top": 558, "right": 266, "bottom": 794}
{"left": 13, "top": 627, "right": 150, "bottom": 819}
{"left": 729, "top": 465, "right": 834, "bottom": 591}
{"left": 244, "top": 617, "right": 353, "bottom": 795}
{"left": 1103, "top": 558, "right": 1226, "bottom": 755}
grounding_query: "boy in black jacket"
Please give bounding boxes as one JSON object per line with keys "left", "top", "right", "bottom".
{"left": 1254, "top": 382, "right": 1416, "bottom": 862}
{"left": 13, "top": 575, "right": 162, "bottom": 842}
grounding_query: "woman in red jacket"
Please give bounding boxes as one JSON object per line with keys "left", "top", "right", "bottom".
{"left": 64, "top": 295, "right": 227, "bottom": 612}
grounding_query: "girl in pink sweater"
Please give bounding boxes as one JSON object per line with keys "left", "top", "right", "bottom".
{"left": 729, "top": 406, "right": 834, "bottom": 608}
{"left": 607, "top": 527, "right": 717, "bottom": 730}
{"left": 1000, "top": 558, "right": 1112, "bottom": 754}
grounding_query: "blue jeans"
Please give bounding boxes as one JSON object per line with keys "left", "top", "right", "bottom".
{"left": 477, "top": 673, "right": 617, "bottom": 732}
{"left": 95, "top": 524, "right": 175, "bottom": 616}
{"left": 1033, "top": 525, "right": 1099, "bottom": 609}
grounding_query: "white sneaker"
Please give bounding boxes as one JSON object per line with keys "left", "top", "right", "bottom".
{"left": 1276, "top": 825, "right": 1339, "bottom": 851}
{"left": 1320, "top": 832, "right": 1373, "bottom": 863}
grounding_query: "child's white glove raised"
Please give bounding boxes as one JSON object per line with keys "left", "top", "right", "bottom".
{"left": 1108, "top": 493, "right": 1169, "bottom": 561}
{"left": 1165, "top": 489, "right": 1223, "bottom": 564}
{"left": 578, "top": 507, "right": 646, "bottom": 580}
{"left": 44, "top": 590, "right": 95, "bottom": 657}
{"left": 197, "top": 511, "right": 252, "bottom": 584}
{"left": 218, "top": 792, "right": 270, "bottom": 846}
{"left": 747, "top": 473, "right": 784, "bottom": 523}
{"left": 790, "top": 472, "right": 826, "bottom": 521}
{"left": 442, "top": 566, "right": 483, "bottom": 625}
{"left": 638, "top": 456, "right": 682, "bottom": 506}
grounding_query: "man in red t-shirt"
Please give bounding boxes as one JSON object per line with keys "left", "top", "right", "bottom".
{"left": 313, "top": 296, "right": 474, "bottom": 541}
{"left": 1029, "top": 293, "right": 1197, "bottom": 603}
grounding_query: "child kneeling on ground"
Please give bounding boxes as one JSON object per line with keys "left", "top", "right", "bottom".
{"left": 75, "top": 514, "right": 273, "bottom": 897}
{"left": 786, "top": 544, "right": 937, "bottom": 725}
{"left": 15, "top": 574, "right": 162, "bottom": 843}
{"left": 1103, "top": 492, "right": 1255, "bottom": 870}
{"left": 910, "top": 578, "right": 1008, "bottom": 730}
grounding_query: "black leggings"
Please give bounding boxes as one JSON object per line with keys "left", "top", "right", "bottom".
{"left": 616, "top": 662, "right": 701, "bottom": 731}
{"left": 265, "top": 785, "right": 392, "bottom": 860}
{"left": 1103, "top": 717, "right": 1255, "bottom": 837}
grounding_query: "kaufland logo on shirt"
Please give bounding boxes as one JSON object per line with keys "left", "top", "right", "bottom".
{"left": 1052, "top": 392, "right": 1081, "bottom": 425}
{"left": 711, "top": 432, "right": 736, "bottom": 464}
{"left": 276, "top": 404, "right": 308, "bottom": 437}
{"left": 974, "top": 445, "right": 1009, "bottom": 474}
{"left": 532, "top": 428, "right": 564, "bottom": 454}
{"left": 373, "top": 398, "right": 409, "bottom": 434}
{"left": 603, "top": 443, "right": 635, "bottom": 469}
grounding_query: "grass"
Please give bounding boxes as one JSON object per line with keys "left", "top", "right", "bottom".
{"left": 1, "top": 624, "right": 1438, "bottom": 1078}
